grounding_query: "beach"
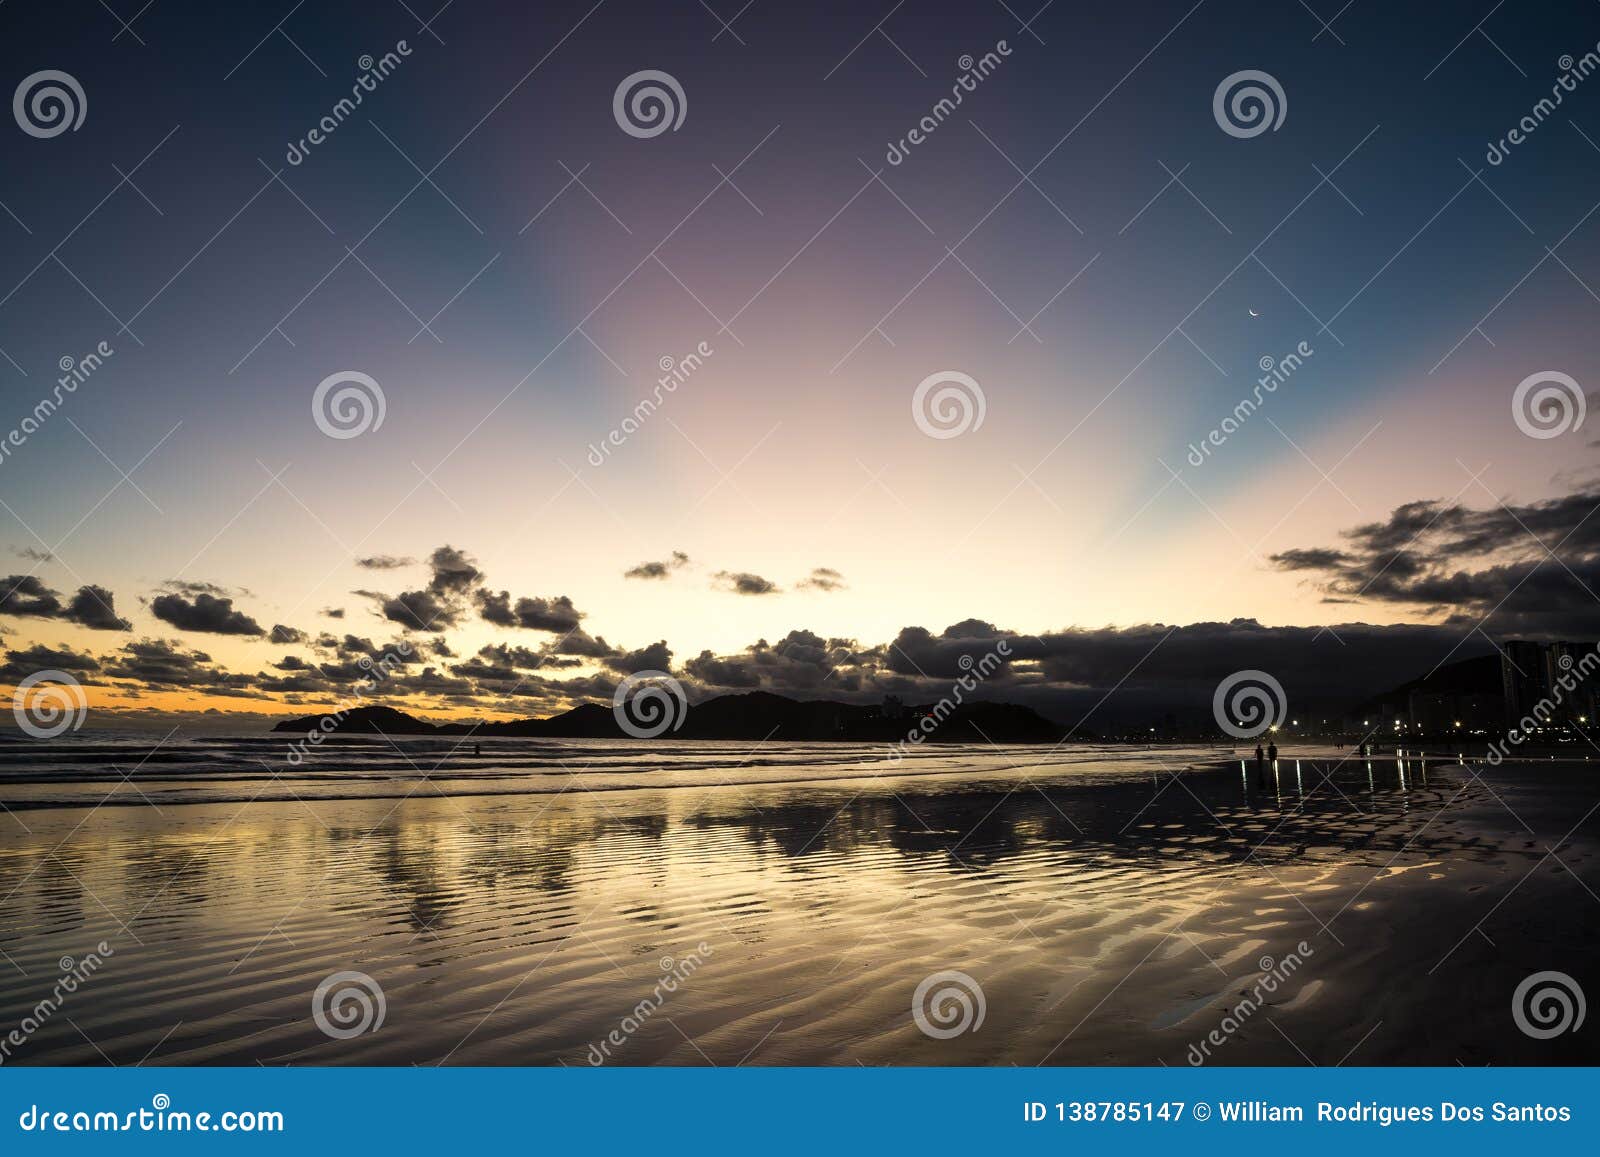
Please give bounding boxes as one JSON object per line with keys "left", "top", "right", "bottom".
{"left": 0, "top": 740, "right": 1595, "bottom": 1066}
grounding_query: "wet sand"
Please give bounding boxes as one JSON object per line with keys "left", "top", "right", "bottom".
{"left": 0, "top": 747, "right": 1595, "bottom": 1066}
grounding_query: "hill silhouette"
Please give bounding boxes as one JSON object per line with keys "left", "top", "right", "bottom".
{"left": 269, "top": 690, "right": 1068, "bottom": 743}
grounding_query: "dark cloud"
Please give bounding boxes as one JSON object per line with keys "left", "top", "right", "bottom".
{"left": 380, "top": 589, "right": 459, "bottom": 632}
{"left": 163, "top": 580, "right": 235, "bottom": 597}
{"left": 427, "top": 545, "right": 483, "bottom": 596}
{"left": 13, "top": 548, "right": 52, "bottom": 562}
{"left": 102, "top": 639, "right": 256, "bottom": 693}
{"left": 0, "top": 575, "right": 64, "bottom": 617}
{"left": 796, "top": 566, "right": 846, "bottom": 592}
{"left": 1271, "top": 486, "right": 1600, "bottom": 637}
{"left": 0, "top": 577, "right": 131, "bottom": 630}
{"left": 624, "top": 551, "right": 689, "bottom": 580}
{"left": 322, "top": 607, "right": 346, "bottom": 619}
{"left": 65, "top": 586, "right": 132, "bottom": 631}
{"left": 475, "top": 590, "right": 584, "bottom": 632}
{"left": 0, "top": 644, "right": 101, "bottom": 680}
{"left": 685, "top": 629, "right": 876, "bottom": 692}
{"left": 270, "top": 624, "right": 308, "bottom": 645}
{"left": 149, "top": 591, "right": 264, "bottom": 636}
{"left": 712, "top": 570, "right": 779, "bottom": 596}
{"left": 606, "top": 640, "right": 673, "bottom": 675}
{"left": 356, "top": 554, "right": 415, "bottom": 570}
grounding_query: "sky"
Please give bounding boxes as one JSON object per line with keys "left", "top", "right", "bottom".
{"left": 3, "top": 0, "right": 1600, "bottom": 728}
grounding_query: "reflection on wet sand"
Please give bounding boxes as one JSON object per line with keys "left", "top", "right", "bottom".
{"left": 0, "top": 748, "right": 1595, "bottom": 1067}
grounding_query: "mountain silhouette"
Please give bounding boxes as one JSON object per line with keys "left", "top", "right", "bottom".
{"left": 269, "top": 690, "right": 1067, "bottom": 743}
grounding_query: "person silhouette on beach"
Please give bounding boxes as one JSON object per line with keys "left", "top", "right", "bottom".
{"left": 1253, "top": 742, "right": 1265, "bottom": 788}
{"left": 1267, "top": 740, "right": 1278, "bottom": 764}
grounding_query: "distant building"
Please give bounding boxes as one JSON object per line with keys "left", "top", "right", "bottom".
{"left": 1500, "top": 639, "right": 1600, "bottom": 729}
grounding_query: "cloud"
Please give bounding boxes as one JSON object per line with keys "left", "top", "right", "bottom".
{"left": 13, "top": 547, "right": 52, "bottom": 562}
{"left": 0, "top": 576, "right": 131, "bottom": 630}
{"left": 0, "top": 575, "right": 61, "bottom": 617}
{"left": 796, "top": 567, "right": 846, "bottom": 592}
{"left": 356, "top": 554, "right": 415, "bottom": 570}
{"left": 322, "top": 607, "right": 346, "bottom": 618}
{"left": 65, "top": 586, "right": 132, "bottom": 631}
{"left": 712, "top": 570, "right": 780, "bottom": 596}
{"left": 474, "top": 589, "right": 584, "bottom": 632}
{"left": 162, "top": 580, "right": 236, "bottom": 597}
{"left": 606, "top": 640, "right": 673, "bottom": 675}
{"left": 270, "top": 624, "right": 309, "bottom": 645}
{"left": 102, "top": 639, "right": 256, "bottom": 693}
{"left": 427, "top": 545, "right": 483, "bottom": 596}
{"left": 379, "top": 589, "right": 459, "bottom": 631}
{"left": 624, "top": 551, "right": 690, "bottom": 580}
{"left": 149, "top": 591, "right": 265, "bottom": 636}
{"left": 1271, "top": 486, "right": 1600, "bottom": 637}
{"left": 1, "top": 644, "right": 101, "bottom": 680}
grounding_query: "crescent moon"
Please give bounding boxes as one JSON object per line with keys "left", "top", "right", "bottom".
{"left": 1248, "top": 308, "right": 1260, "bottom": 317}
